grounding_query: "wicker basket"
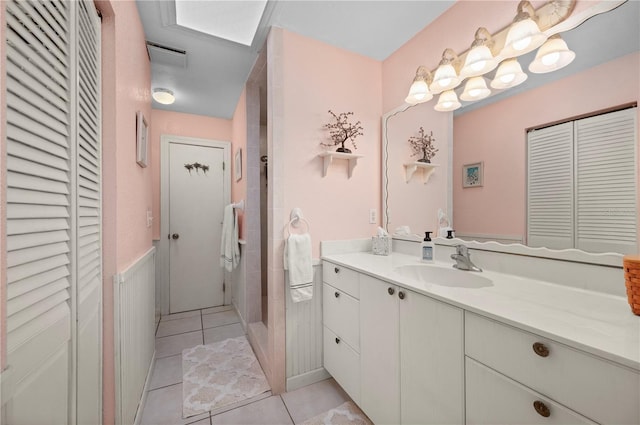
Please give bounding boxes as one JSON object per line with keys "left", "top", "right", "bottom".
{"left": 623, "top": 255, "right": 640, "bottom": 316}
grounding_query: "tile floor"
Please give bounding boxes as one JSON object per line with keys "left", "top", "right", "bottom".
{"left": 140, "top": 306, "right": 356, "bottom": 425}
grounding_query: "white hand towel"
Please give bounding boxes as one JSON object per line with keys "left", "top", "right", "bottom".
{"left": 220, "top": 204, "right": 240, "bottom": 272}
{"left": 284, "top": 233, "right": 313, "bottom": 302}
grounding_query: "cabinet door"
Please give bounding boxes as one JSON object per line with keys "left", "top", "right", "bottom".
{"left": 400, "top": 289, "right": 464, "bottom": 424}
{"left": 360, "top": 274, "right": 400, "bottom": 425}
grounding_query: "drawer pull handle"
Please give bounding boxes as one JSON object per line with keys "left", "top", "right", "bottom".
{"left": 398, "top": 291, "right": 405, "bottom": 300}
{"left": 388, "top": 287, "right": 395, "bottom": 295}
{"left": 533, "top": 342, "right": 550, "bottom": 357}
{"left": 334, "top": 291, "right": 340, "bottom": 298}
{"left": 533, "top": 401, "right": 550, "bottom": 418}
{"left": 335, "top": 337, "right": 340, "bottom": 344}
{"left": 334, "top": 267, "right": 340, "bottom": 274}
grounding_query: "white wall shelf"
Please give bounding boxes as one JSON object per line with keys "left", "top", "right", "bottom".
{"left": 319, "top": 151, "right": 364, "bottom": 178}
{"left": 403, "top": 162, "right": 439, "bottom": 184}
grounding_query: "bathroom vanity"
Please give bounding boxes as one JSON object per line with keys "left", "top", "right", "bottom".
{"left": 321, "top": 243, "right": 640, "bottom": 425}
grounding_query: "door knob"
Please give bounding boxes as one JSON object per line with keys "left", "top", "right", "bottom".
{"left": 172, "top": 233, "right": 180, "bottom": 240}
{"left": 398, "top": 291, "right": 405, "bottom": 300}
{"left": 388, "top": 287, "right": 395, "bottom": 295}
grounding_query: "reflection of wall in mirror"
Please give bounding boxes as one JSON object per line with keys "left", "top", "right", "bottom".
{"left": 453, "top": 52, "right": 639, "bottom": 245}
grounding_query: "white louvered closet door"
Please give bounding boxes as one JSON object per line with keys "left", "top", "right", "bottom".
{"left": 527, "top": 122, "right": 574, "bottom": 249}
{"left": 528, "top": 108, "right": 638, "bottom": 254}
{"left": 4, "top": 0, "right": 102, "bottom": 423}
{"left": 75, "top": 1, "right": 102, "bottom": 424}
{"left": 575, "top": 109, "right": 637, "bottom": 254}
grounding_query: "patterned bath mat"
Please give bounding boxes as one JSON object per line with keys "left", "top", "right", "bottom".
{"left": 182, "top": 336, "right": 270, "bottom": 418}
{"left": 301, "top": 401, "right": 372, "bottom": 425}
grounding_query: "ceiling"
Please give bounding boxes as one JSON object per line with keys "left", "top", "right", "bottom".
{"left": 136, "top": 0, "right": 455, "bottom": 119}
{"left": 135, "top": 0, "right": 639, "bottom": 120}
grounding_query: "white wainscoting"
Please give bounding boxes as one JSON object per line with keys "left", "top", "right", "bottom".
{"left": 285, "top": 262, "right": 330, "bottom": 391}
{"left": 114, "top": 247, "right": 156, "bottom": 425}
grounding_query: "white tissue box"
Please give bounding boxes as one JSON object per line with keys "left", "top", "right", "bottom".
{"left": 372, "top": 235, "right": 391, "bottom": 256}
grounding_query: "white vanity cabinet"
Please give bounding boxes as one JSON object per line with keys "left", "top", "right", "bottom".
{"left": 465, "top": 312, "right": 640, "bottom": 425}
{"left": 359, "top": 273, "right": 464, "bottom": 425}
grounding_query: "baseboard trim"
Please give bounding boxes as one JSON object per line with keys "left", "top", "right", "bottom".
{"left": 133, "top": 351, "right": 156, "bottom": 425}
{"left": 286, "top": 367, "right": 331, "bottom": 392}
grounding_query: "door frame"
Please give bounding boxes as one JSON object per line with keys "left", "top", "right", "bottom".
{"left": 159, "top": 135, "right": 231, "bottom": 316}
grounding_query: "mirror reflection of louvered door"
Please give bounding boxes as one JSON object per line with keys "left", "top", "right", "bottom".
{"left": 4, "top": 0, "right": 102, "bottom": 423}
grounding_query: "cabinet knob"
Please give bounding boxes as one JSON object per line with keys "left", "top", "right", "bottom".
{"left": 388, "top": 287, "right": 395, "bottom": 296}
{"left": 533, "top": 400, "right": 551, "bottom": 417}
{"left": 334, "top": 267, "right": 340, "bottom": 274}
{"left": 334, "top": 291, "right": 340, "bottom": 298}
{"left": 335, "top": 337, "right": 340, "bottom": 344}
{"left": 172, "top": 233, "right": 180, "bottom": 240}
{"left": 532, "top": 342, "right": 549, "bottom": 357}
{"left": 398, "top": 291, "right": 405, "bottom": 300}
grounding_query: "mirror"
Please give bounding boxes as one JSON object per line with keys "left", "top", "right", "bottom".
{"left": 383, "top": 1, "right": 639, "bottom": 254}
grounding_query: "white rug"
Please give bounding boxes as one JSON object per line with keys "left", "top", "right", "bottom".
{"left": 182, "top": 336, "right": 270, "bottom": 418}
{"left": 301, "top": 401, "right": 373, "bottom": 425}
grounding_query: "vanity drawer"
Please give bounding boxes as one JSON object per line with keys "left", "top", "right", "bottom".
{"left": 323, "top": 262, "right": 359, "bottom": 299}
{"left": 324, "top": 326, "right": 360, "bottom": 404}
{"left": 466, "top": 357, "right": 595, "bottom": 425}
{"left": 465, "top": 312, "right": 640, "bottom": 425}
{"left": 323, "top": 283, "right": 359, "bottom": 351}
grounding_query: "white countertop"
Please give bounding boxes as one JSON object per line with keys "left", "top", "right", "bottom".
{"left": 321, "top": 251, "right": 640, "bottom": 371}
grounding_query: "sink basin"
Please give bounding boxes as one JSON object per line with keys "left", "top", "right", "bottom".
{"left": 393, "top": 264, "right": 492, "bottom": 288}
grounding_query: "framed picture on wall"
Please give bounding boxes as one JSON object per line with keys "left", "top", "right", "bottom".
{"left": 235, "top": 148, "right": 242, "bottom": 182}
{"left": 463, "top": 162, "right": 483, "bottom": 188}
{"left": 136, "top": 111, "right": 148, "bottom": 167}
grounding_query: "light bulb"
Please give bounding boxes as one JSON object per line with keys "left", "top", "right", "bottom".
{"left": 541, "top": 51, "right": 560, "bottom": 66}
{"left": 438, "top": 78, "right": 452, "bottom": 88}
{"left": 500, "top": 73, "right": 516, "bottom": 84}
{"left": 513, "top": 36, "right": 532, "bottom": 52}
{"left": 470, "top": 60, "right": 486, "bottom": 72}
{"left": 468, "top": 88, "right": 482, "bottom": 98}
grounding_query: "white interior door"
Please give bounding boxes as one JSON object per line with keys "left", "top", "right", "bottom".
{"left": 169, "top": 142, "right": 226, "bottom": 313}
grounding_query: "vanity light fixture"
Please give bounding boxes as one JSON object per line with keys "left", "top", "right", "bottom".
{"left": 500, "top": 0, "right": 547, "bottom": 58}
{"left": 152, "top": 88, "right": 175, "bottom": 105}
{"left": 405, "top": 66, "right": 433, "bottom": 104}
{"left": 429, "top": 49, "right": 461, "bottom": 94}
{"left": 529, "top": 34, "right": 576, "bottom": 73}
{"left": 460, "top": 76, "right": 491, "bottom": 102}
{"left": 434, "top": 90, "right": 461, "bottom": 112}
{"left": 460, "top": 28, "right": 498, "bottom": 78}
{"left": 491, "top": 59, "right": 528, "bottom": 89}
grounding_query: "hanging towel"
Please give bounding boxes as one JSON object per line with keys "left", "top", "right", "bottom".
{"left": 220, "top": 204, "right": 240, "bottom": 272}
{"left": 284, "top": 233, "right": 313, "bottom": 302}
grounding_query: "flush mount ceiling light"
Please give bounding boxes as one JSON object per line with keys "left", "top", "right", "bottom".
{"left": 500, "top": 0, "right": 547, "bottom": 58}
{"left": 491, "top": 59, "right": 528, "bottom": 89}
{"left": 430, "top": 49, "right": 461, "bottom": 94}
{"left": 529, "top": 34, "right": 576, "bottom": 73}
{"left": 405, "top": 66, "right": 433, "bottom": 105}
{"left": 434, "top": 90, "right": 461, "bottom": 112}
{"left": 460, "top": 76, "right": 491, "bottom": 102}
{"left": 460, "top": 28, "right": 498, "bottom": 78}
{"left": 152, "top": 88, "right": 175, "bottom": 105}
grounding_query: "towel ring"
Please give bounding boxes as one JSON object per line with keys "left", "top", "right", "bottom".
{"left": 286, "top": 207, "right": 310, "bottom": 236}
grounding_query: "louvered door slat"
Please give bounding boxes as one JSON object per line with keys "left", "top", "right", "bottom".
{"left": 17, "top": 0, "right": 69, "bottom": 54}
{"left": 527, "top": 122, "right": 574, "bottom": 248}
{"left": 7, "top": 231, "right": 70, "bottom": 251}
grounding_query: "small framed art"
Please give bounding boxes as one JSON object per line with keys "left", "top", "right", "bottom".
{"left": 463, "top": 162, "right": 483, "bottom": 188}
{"left": 136, "top": 111, "right": 148, "bottom": 167}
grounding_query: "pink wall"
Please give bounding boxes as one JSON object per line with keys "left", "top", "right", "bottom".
{"left": 95, "top": 0, "right": 151, "bottom": 423}
{"left": 231, "top": 89, "right": 248, "bottom": 239}
{"left": 453, "top": 52, "right": 640, "bottom": 240}
{"left": 280, "top": 29, "right": 383, "bottom": 258}
{"left": 149, "top": 109, "right": 232, "bottom": 239}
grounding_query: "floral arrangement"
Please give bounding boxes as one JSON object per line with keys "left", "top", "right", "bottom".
{"left": 408, "top": 127, "right": 438, "bottom": 163}
{"left": 321, "top": 110, "right": 364, "bottom": 153}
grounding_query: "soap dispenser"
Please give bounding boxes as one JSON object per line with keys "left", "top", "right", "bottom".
{"left": 421, "top": 231, "right": 434, "bottom": 263}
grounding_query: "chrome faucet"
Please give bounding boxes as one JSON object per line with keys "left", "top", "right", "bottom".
{"left": 451, "top": 245, "right": 482, "bottom": 272}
